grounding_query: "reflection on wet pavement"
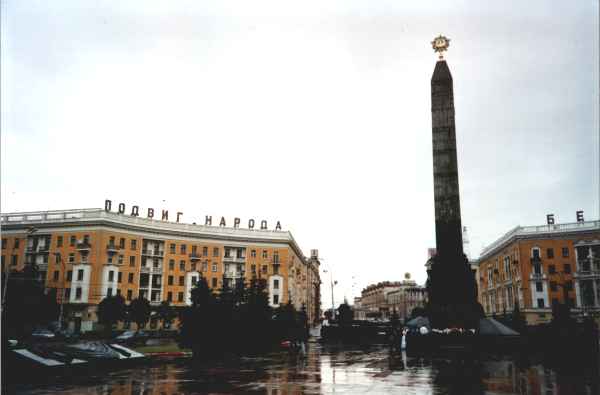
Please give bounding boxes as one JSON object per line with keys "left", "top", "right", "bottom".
{"left": 6, "top": 341, "right": 600, "bottom": 394}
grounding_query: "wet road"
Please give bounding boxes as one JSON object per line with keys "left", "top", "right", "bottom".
{"left": 6, "top": 341, "right": 600, "bottom": 394}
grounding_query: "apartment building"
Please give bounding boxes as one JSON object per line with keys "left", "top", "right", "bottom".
{"left": 477, "top": 219, "right": 600, "bottom": 325}
{"left": 1, "top": 208, "right": 321, "bottom": 332}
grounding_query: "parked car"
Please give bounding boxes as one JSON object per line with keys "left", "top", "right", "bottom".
{"left": 30, "top": 329, "right": 55, "bottom": 340}
{"left": 115, "top": 330, "right": 148, "bottom": 346}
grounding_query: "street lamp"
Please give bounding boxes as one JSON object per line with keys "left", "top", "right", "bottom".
{"left": 322, "top": 268, "right": 337, "bottom": 320}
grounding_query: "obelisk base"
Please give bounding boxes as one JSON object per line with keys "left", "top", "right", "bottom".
{"left": 426, "top": 255, "right": 484, "bottom": 330}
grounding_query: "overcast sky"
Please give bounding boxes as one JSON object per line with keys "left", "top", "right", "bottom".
{"left": 2, "top": 1, "right": 599, "bottom": 307}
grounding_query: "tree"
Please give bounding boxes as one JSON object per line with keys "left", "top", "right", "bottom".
{"left": 156, "top": 300, "right": 176, "bottom": 329}
{"left": 2, "top": 265, "right": 59, "bottom": 339}
{"left": 97, "top": 294, "right": 126, "bottom": 334}
{"left": 410, "top": 307, "right": 427, "bottom": 320}
{"left": 337, "top": 301, "right": 353, "bottom": 326}
{"left": 129, "top": 297, "right": 151, "bottom": 331}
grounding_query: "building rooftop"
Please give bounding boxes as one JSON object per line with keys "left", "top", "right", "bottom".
{"left": 1, "top": 208, "right": 311, "bottom": 263}
{"left": 477, "top": 220, "right": 600, "bottom": 261}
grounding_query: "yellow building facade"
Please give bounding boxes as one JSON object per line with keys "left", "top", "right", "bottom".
{"left": 477, "top": 219, "right": 600, "bottom": 325}
{"left": 1, "top": 208, "right": 321, "bottom": 332}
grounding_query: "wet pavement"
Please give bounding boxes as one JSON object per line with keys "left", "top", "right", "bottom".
{"left": 6, "top": 340, "right": 600, "bottom": 394}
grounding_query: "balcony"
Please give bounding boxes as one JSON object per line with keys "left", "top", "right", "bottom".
{"left": 223, "top": 256, "right": 246, "bottom": 263}
{"left": 142, "top": 249, "right": 164, "bottom": 257}
{"left": 530, "top": 272, "right": 545, "bottom": 280}
{"left": 106, "top": 244, "right": 120, "bottom": 253}
{"left": 530, "top": 256, "right": 542, "bottom": 264}
{"left": 25, "top": 246, "right": 50, "bottom": 254}
{"left": 189, "top": 252, "right": 202, "bottom": 261}
{"left": 77, "top": 241, "right": 92, "bottom": 251}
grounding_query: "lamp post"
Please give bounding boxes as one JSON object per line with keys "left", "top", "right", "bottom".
{"left": 322, "top": 268, "right": 337, "bottom": 320}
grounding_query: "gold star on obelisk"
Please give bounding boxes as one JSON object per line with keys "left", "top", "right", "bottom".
{"left": 431, "top": 35, "right": 450, "bottom": 59}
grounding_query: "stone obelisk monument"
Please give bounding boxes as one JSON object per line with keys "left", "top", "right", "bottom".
{"left": 426, "top": 35, "right": 483, "bottom": 329}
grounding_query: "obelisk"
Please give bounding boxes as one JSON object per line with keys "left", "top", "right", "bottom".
{"left": 426, "top": 36, "right": 482, "bottom": 329}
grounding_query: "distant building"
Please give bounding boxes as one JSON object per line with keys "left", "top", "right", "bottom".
{"left": 387, "top": 273, "right": 427, "bottom": 321}
{"left": 477, "top": 218, "right": 600, "bottom": 325}
{"left": 360, "top": 274, "right": 426, "bottom": 320}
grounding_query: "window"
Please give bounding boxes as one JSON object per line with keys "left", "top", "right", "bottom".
{"left": 10, "top": 255, "right": 17, "bottom": 266}
{"left": 129, "top": 256, "right": 136, "bottom": 267}
{"left": 262, "top": 265, "right": 268, "bottom": 274}
{"left": 68, "top": 253, "right": 75, "bottom": 263}
{"left": 119, "top": 238, "right": 125, "bottom": 249}
{"left": 107, "top": 288, "right": 113, "bottom": 297}
{"left": 192, "top": 245, "right": 198, "bottom": 255}
{"left": 273, "top": 264, "right": 280, "bottom": 275}
{"left": 53, "top": 270, "right": 59, "bottom": 281}
{"left": 70, "top": 236, "right": 76, "bottom": 246}
{"left": 2, "top": 238, "right": 6, "bottom": 249}
{"left": 55, "top": 254, "right": 61, "bottom": 264}
{"left": 128, "top": 273, "right": 134, "bottom": 284}
{"left": 179, "top": 276, "right": 184, "bottom": 286}
{"left": 127, "top": 289, "right": 133, "bottom": 301}
{"left": 224, "top": 247, "right": 231, "bottom": 258}
{"left": 212, "top": 264, "right": 217, "bottom": 272}
{"left": 131, "top": 239, "right": 137, "bottom": 250}
{"left": 57, "top": 236, "right": 63, "bottom": 247}
{"left": 14, "top": 238, "right": 20, "bottom": 249}
{"left": 108, "top": 256, "right": 113, "bottom": 264}
{"left": 118, "top": 272, "right": 122, "bottom": 283}
{"left": 167, "top": 292, "right": 173, "bottom": 302}
{"left": 534, "top": 263, "right": 542, "bottom": 275}
{"left": 550, "top": 281, "right": 557, "bottom": 292}
{"left": 535, "top": 282, "right": 543, "bottom": 292}
{"left": 170, "top": 244, "right": 176, "bottom": 254}
{"left": 64, "top": 288, "right": 71, "bottom": 300}
{"left": 67, "top": 270, "right": 72, "bottom": 281}
{"left": 169, "top": 260, "right": 175, "bottom": 270}
{"left": 118, "top": 255, "right": 124, "bottom": 265}
{"left": 547, "top": 248, "right": 554, "bottom": 259}
{"left": 273, "top": 251, "right": 279, "bottom": 263}
{"left": 564, "top": 263, "right": 571, "bottom": 274}
{"left": 178, "top": 292, "right": 184, "bottom": 302}
{"left": 212, "top": 278, "right": 217, "bottom": 288}
{"left": 116, "top": 289, "right": 121, "bottom": 296}
{"left": 42, "top": 254, "right": 48, "bottom": 264}
{"left": 180, "top": 244, "right": 187, "bottom": 254}
{"left": 77, "top": 269, "right": 84, "bottom": 281}
{"left": 549, "top": 264, "right": 556, "bottom": 274}
{"left": 213, "top": 247, "right": 219, "bottom": 257}
{"left": 108, "top": 271, "right": 114, "bottom": 282}
{"left": 564, "top": 280, "right": 573, "bottom": 291}
{"left": 273, "top": 295, "right": 279, "bottom": 305}
{"left": 537, "top": 298, "right": 544, "bottom": 308}
{"left": 191, "top": 262, "right": 196, "bottom": 271}
{"left": 251, "top": 264, "right": 256, "bottom": 273}
{"left": 203, "top": 246, "right": 208, "bottom": 256}
{"left": 202, "top": 262, "right": 208, "bottom": 272}
{"left": 262, "top": 250, "right": 268, "bottom": 259}
{"left": 168, "top": 275, "right": 174, "bottom": 285}
{"left": 251, "top": 249, "right": 256, "bottom": 258}
{"left": 75, "top": 287, "right": 82, "bottom": 300}
{"left": 180, "top": 260, "right": 186, "bottom": 271}
{"left": 192, "top": 276, "right": 197, "bottom": 285}
{"left": 562, "top": 247, "right": 569, "bottom": 258}
{"left": 273, "top": 279, "right": 279, "bottom": 289}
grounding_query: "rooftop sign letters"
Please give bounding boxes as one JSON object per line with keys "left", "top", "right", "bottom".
{"left": 104, "top": 200, "right": 282, "bottom": 231}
